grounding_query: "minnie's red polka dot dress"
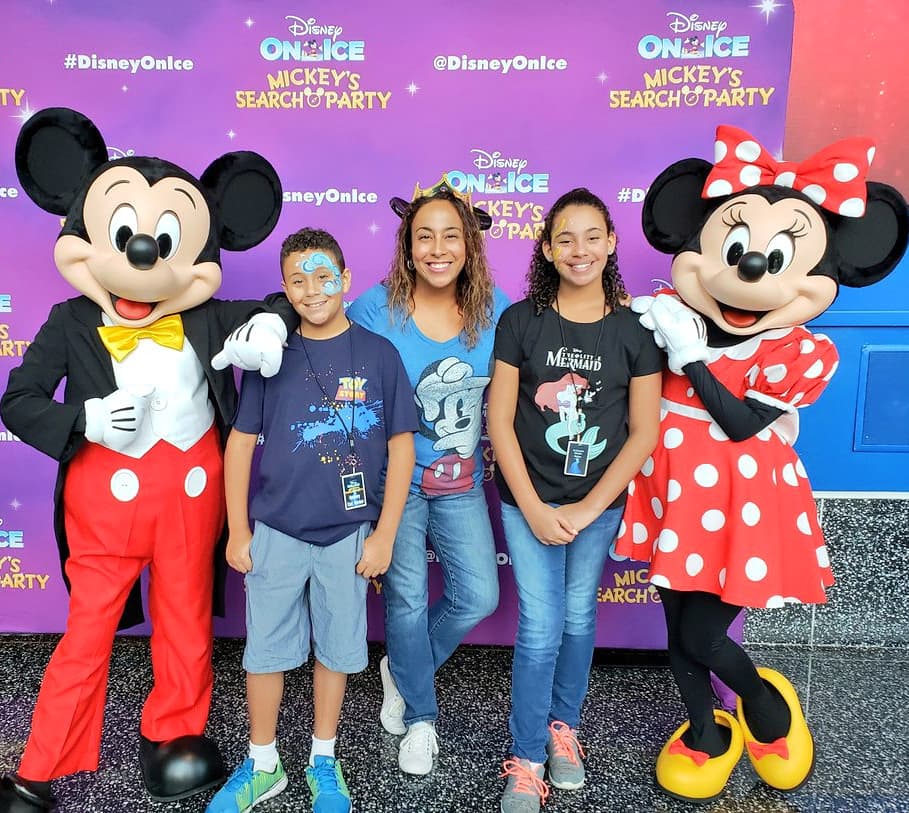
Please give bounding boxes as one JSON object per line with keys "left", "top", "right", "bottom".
{"left": 616, "top": 326, "right": 837, "bottom": 608}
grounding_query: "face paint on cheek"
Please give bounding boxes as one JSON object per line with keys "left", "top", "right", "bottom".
{"left": 298, "top": 251, "right": 344, "bottom": 296}
{"left": 549, "top": 218, "right": 568, "bottom": 262}
{"left": 321, "top": 278, "right": 343, "bottom": 295}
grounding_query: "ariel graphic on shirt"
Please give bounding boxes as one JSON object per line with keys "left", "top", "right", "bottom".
{"left": 534, "top": 372, "right": 606, "bottom": 461}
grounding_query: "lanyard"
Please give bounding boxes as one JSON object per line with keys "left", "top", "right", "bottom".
{"left": 298, "top": 321, "right": 359, "bottom": 460}
{"left": 553, "top": 296, "right": 607, "bottom": 442}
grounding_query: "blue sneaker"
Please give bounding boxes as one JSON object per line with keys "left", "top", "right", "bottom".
{"left": 206, "top": 758, "right": 288, "bottom": 812}
{"left": 305, "top": 756, "right": 352, "bottom": 813}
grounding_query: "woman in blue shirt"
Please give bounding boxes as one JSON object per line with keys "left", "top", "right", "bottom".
{"left": 348, "top": 176, "right": 509, "bottom": 776}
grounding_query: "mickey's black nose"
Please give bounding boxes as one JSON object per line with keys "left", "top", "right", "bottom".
{"left": 737, "top": 251, "right": 768, "bottom": 282}
{"left": 126, "top": 233, "right": 159, "bottom": 270}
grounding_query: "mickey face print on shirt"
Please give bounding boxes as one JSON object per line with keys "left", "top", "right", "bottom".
{"left": 415, "top": 356, "right": 488, "bottom": 495}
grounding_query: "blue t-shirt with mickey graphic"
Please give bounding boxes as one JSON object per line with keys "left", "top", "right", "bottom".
{"left": 347, "top": 283, "right": 510, "bottom": 496}
{"left": 233, "top": 321, "right": 418, "bottom": 545}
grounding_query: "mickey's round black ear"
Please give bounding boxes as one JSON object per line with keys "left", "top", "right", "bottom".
{"left": 642, "top": 158, "right": 716, "bottom": 254}
{"left": 200, "top": 151, "right": 282, "bottom": 251}
{"left": 15, "top": 107, "right": 109, "bottom": 215}
{"left": 834, "top": 182, "right": 909, "bottom": 288}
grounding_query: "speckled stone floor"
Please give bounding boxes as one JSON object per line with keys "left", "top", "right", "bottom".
{"left": 0, "top": 637, "right": 906, "bottom": 812}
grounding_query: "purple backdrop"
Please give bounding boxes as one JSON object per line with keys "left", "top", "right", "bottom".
{"left": 0, "top": 0, "right": 790, "bottom": 648}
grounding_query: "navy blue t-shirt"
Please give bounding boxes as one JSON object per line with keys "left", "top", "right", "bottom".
{"left": 233, "top": 322, "right": 419, "bottom": 545}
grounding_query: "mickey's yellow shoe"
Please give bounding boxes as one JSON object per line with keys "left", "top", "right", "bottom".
{"left": 736, "top": 667, "right": 814, "bottom": 791}
{"left": 655, "top": 709, "right": 743, "bottom": 804}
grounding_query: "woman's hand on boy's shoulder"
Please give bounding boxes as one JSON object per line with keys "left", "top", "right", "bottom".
{"left": 356, "top": 528, "right": 395, "bottom": 579}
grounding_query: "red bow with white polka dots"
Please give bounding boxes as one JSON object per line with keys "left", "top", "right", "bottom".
{"left": 702, "top": 125, "right": 876, "bottom": 217}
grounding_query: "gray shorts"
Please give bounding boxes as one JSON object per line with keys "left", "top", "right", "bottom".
{"left": 242, "top": 520, "right": 370, "bottom": 675}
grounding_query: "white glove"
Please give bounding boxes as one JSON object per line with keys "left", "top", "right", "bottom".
{"left": 211, "top": 312, "right": 288, "bottom": 378}
{"left": 632, "top": 294, "right": 708, "bottom": 375}
{"left": 83, "top": 386, "right": 152, "bottom": 452}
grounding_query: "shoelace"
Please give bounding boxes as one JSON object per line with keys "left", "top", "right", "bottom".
{"left": 224, "top": 760, "right": 255, "bottom": 791}
{"left": 548, "top": 721, "right": 586, "bottom": 766}
{"left": 500, "top": 759, "right": 550, "bottom": 804}
{"left": 310, "top": 758, "right": 341, "bottom": 793}
{"left": 403, "top": 726, "right": 436, "bottom": 754}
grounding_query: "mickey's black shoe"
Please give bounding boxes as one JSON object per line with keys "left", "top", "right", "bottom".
{"left": 0, "top": 774, "right": 56, "bottom": 812}
{"left": 139, "top": 734, "right": 226, "bottom": 802}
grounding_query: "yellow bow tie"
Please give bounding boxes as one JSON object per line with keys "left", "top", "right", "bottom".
{"left": 97, "top": 314, "right": 185, "bottom": 362}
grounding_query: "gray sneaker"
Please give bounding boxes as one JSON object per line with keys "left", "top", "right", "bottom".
{"left": 500, "top": 758, "right": 549, "bottom": 813}
{"left": 546, "top": 720, "right": 586, "bottom": 790}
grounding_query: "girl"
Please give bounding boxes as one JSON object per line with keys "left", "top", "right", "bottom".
{"left": 347, "top": 177, "right": 510, "bottom": 776}
{"left": 486, "top": 188, "right": 662, "bottom": 812}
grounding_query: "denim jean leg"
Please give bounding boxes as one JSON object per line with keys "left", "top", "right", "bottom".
{"left": 502, "top": 502, "right": 567, "bottom": 763}
{"left": 382, "top": 491, "right": 438, "bottom": 724}
{"left": 549, "top": 506, "right": 623, "bottom": 728}
{"left": 425, "top": 487, "right": 500, "bottom": 671}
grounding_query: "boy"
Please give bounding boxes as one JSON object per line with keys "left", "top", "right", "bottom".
{"left": 207, "top": 228, "right": 417, "bottom": 813}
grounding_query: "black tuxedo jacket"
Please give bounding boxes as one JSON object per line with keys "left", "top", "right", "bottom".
{"left": 0, "top": 293, "right": 296, "bottom": 628}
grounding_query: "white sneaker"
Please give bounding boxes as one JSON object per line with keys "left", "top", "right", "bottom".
{"left": 379, "top": 655, "right": 407, "bottom": 735}
{"left": 398, "top": 722, "right": 438, "bottom": 775}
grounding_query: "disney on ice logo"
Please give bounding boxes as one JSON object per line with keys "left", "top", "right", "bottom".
{"left": 666, "top": 12, "right": 728, "bottom": 34}
{"left": 260, "top": 14, "right": 365, "bottom": 62}
{"left": 638, "top": 11, "right": 750, "bottom": 59}
{"left": 447, "top": 148, "right": 549, "bottom": 195}
{"left": 471, "top": 149, "right": 529, "bottom": 174}
{"left": 287, "top": 15, "right": 344, "bottom": 39}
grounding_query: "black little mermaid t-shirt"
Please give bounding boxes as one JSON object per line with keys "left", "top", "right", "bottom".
{"left": 493, "top": 299, "right": 662, "bottom": 508}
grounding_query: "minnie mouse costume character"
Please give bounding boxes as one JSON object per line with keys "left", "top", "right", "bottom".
{"left": 0, "top": 108, "right": 293, "bottom": 811}
{"left": 615, "top": 125, "right": 908, "bottom": 803}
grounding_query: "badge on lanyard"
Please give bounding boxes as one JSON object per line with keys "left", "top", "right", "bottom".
{"left": 564, "top": 440, "right": 590, "bottom": 478}
{"left": 342, "top": 471, "right": 367, "bottom": 510}
{"left": 300, "top": 325, "right": 367, "bottom": 510}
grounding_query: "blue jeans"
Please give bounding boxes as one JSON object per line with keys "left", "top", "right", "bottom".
{"left": 502, "top": 501, "right": 623, "bottom": 763}
{"left": 383, "top": 487, "right": 500, "bottom": 725}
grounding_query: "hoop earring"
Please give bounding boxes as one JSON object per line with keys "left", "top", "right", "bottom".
{"left": 406, "top": 259, "right": 414, "bottom": 271}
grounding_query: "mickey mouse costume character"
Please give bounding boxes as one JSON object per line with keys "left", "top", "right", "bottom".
{"left": 0, "top": 108, "right": 294, "bottom": 811}
{"left": 615, "top": 125, "right": 908, "bottom": 803}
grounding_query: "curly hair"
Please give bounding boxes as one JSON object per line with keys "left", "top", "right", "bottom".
{"left": 527, "top": 188, "right": 627, "bottom": 314}
{"left": 280, "top": 227, "right": 345, "bottom": 271}
{"left": 385, "top": 187, "right": 494, "bottom": 349}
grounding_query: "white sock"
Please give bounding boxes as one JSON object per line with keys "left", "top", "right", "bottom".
{"left": 249, "top": 739, "right": 279, "bottom": 773}
{"left": 310, "top": 735, "right": 336, "bottom": 766}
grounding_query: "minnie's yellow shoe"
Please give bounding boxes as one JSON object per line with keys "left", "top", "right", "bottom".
{"left": 655, "top": 709, "right": 743, "bottom": 804}
{"left": 736, "top": 666, "right": 814, "bottom": 791}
